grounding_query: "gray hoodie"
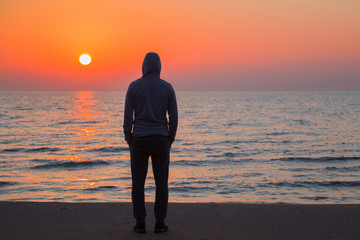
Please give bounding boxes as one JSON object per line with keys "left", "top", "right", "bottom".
{"left": 123, "top": 52, "right": 178, "bottom": 144}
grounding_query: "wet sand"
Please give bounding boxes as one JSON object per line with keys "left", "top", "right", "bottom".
{"left": 1, "top": 201, "right": 359, "bottom": 240}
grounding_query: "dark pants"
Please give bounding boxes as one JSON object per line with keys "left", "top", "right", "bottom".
{"left": 130, "top": 135, "right": 170, "bottom": 223}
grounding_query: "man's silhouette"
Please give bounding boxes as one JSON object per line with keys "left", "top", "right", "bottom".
{"left": 123, "top": 52, "right": 178, "bottom": 233}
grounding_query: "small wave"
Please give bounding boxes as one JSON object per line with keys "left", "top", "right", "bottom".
{"left": 30, "top": 159, "right": 53, "bottom": 163}
{"left": 260, "top": 180, "right": 360, "bottom": 188}
{"left": 106, "top": 177, "right": 132, "bottom": 181}
{"left": 204, "top": 140, "right": 257, "bottom": 146}
{"left": 0, "top": 139, "right": 20, "bottom": 144}
{"left": 0, "top": 181, "right": 17, "bottom": 187}
{"left": 266, "top": 132, "right": 287, "bottom": 136}
{"left": 83, "top": 186, "right": 117, "bottom": 191}
{"left": 56, "top": 120, "right": 74, "bottom": 125}
{"left": 1, "top": 148, "right": 25, "bottom": 153}
{"left": 172, "top": 158, "right": 251, "bottom": 167}
{"left": 56, "top": 120, "right": 99, "bottom": 125}
{"left": 227, "top": 122, "right": 240, "bottom": 127}
{"left": 208, "top": 152, "right": 243, "bottom": 158}
{"left": 281, "top": 167, "right": 315, "bottom": 172}
{"left": 83, "top": 120, "right": 98, "bottom": 124}
{"left": 292, "top": 119, "right": 313, "bottom": 126}
{"left": 14, "top": 107, "right": 33, "bottom": 111}
{"left": 88, "top": 146, "right": 128, "bottom": 153}
{"left": 322, "top": 181, "right": 360, "bottom": 187}
{"left": 324, "top": 166, "right": 360, "bottom": 172}
{"left": 10, "top": 115, "right": 24, "bottom": 119}
{"left": 171, "top": 180, "right": 213, "bottom": 186}
{"left": 181, "top": 142, "right": 195, "bottom": 146}
{"left": 170, "top": 186, "right": 214, "bottom": 193}
{"left": 1, "top": 147, "right": 61, "bottom": 153}
{"left": 225, "top": 152, "right": 238, "bottom": 157}
{"left": 300, "top": 196, "right": 329, "bottom": 201}
{"left": 26, "top": 147, "right": 61, "bottom": 152}
{"left": 273, "top": 157, "right": 360, "bottom": 162}
{"left": 172, "top": 160, "right": 202, "bottom": 166}
{"left": 217, "top": 188, "right": 241, "bottom": 194}
{"left": 242, "top": 172, "right": 263, "bottom": 177}
{"left": 30, "top": 160, "right": 109, "bottom": 170}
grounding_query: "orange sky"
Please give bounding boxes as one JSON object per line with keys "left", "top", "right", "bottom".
{"left": 1, "top": 0, "right": 359, "bottom": 90}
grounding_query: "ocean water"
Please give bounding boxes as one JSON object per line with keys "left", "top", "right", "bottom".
{"left": 0, "top": 91, "right": 359, "bottom": 204}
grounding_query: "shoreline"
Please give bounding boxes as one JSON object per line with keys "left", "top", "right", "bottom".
{"left": 1, "top": 201, "right": 359, "bottom": 240}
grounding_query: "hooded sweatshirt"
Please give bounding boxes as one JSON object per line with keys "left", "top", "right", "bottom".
{"left": 123, "top": 52, "right": 178, "bottom": 144}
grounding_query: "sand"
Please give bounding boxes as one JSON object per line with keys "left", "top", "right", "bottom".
{"left": 1, "top": 201, "right": 359, "bottom": 240}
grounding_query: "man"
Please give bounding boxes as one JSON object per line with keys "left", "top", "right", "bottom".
{"left": 123, "top": 52, "right": 178, "bottom": 233}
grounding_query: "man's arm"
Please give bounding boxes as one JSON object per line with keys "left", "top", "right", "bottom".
{"left": 123, "top": 86, "right": 134, "bottom": 145}
{"left": 168, "top": 87, "right": 178, "bottom": 145}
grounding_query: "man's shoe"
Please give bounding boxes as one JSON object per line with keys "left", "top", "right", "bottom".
{"left": 133, "top": 223, "right": 146, "bottom": 233}
{"left": 154, "top": 223, "right": 168, "bottom": 233}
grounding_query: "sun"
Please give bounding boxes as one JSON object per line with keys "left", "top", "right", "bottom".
{"left": 79, "top": 54, "right": 91, "bottom": 65}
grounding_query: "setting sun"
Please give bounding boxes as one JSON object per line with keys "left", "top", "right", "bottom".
{"left": 79, "top": 54, "right": 91, "bottom": 65}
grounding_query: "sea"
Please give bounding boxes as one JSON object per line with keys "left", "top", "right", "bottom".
{"left": 0, "top": 91, "right": 359, "bottom": 204}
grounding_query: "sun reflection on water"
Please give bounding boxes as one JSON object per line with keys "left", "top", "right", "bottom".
{"left": 62, "top": 91, "right": 101, "bottom": 193}
{"left": 58, "top": 91, "right": 101, "bottom": 163}
{"left": 71, "top": 91, "right": 99, "bottom": 143}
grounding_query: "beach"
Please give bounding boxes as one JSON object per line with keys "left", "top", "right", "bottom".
{"left": 1, "top": 201, "right": 359, "bottom": 240}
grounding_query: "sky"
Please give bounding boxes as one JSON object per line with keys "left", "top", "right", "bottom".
{"left": 0, "top": 0, "right": 359, "bottom": 91}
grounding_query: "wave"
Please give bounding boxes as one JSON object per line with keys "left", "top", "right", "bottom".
{"left": 292, "top": 119, "right": 313, "bottom": 126}
{"left": 83, "top": 186, "right": 117, "bottom": 191}
{"left": 0, "top": 139, "right": 20, "bottom": 144}
{"left": 1, "top": 148, "right": 24, "bottom": 152}
{"left": 217, "top": 188, "right": 242, "bottom": 195}
{"left": 266, "top": 131, "right": 320, "bottom": 137}
{"left": 102, "top": 177, "right": 132, "bottom": 181}
{"left": 26, "top": 147, "right": 62, "bottom": 152}
{"left": 227, "top": 122, "right": 240, "bottom": 127}
{"left": 272, "top": 157, "right": 360, "bottom": 162}
{"left": 87, "top": 146, "right": 128, "bottom": 153}
{"left": 56, "top": 120, "right": 74, "bottom": 125}
{"left": 14, "top": 107, "right": 33, "bottom": 111}
{"left": 0, "top": 181, "right": 17, "bottom": 187}
{"left": 284, "top": 167, "right": 315, "bottom": 172}
{"left": 204, "top": 140, "right": 258, "bottom": 146}
{"left": 30, "top": 160, "right": 109, "bottom": 170}
{"left": 170, "top": 186, "right": 214, "bottom": 193}
{"left": 300, "top": 196, "right": 329, "bottom": 201}
{"left": 325, "top": 166, "right": 360, "bottom": 172}
{"left": 266, "top": 132, "right": 288, "bottom": 136}
{"left": 260, "top": 180, "right": 360, "bottom": 188}
{"left": 207, "top": 152, "right": 249, "bottom": 158}
{"left": 10, "top": 115, "right": 24, "bottom": 119}
{"left": 1, "top": 147, "right": 61, "bottom": 153}
{"left": 181, "top": 142, "right": 195, "bottom": 146}
{"left": 171, "top": 160, "right": 203, "bottom": 166}
{"left": 171, "top": 180, "right": 213, "bottom": 186}
{"left": 56, "top": 120, "right": 99, "bottom": 125}
{"left": 31, "top": 159, "right": 48, "bottom": 162}
{"left": 171, "top": 158, "right": 251, "bottom": 167}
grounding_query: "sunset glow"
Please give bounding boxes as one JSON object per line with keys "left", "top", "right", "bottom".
{"left": 0, "top": 0, "right": 359, "bottom": 90}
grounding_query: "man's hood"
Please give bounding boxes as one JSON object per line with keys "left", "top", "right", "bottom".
{"left": 142, "top": 52, "right": 161, "bottom": 77}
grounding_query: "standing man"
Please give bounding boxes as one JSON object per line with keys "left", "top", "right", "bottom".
{"left": 123, "top": 52, "right": 178, "bottom": 233}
